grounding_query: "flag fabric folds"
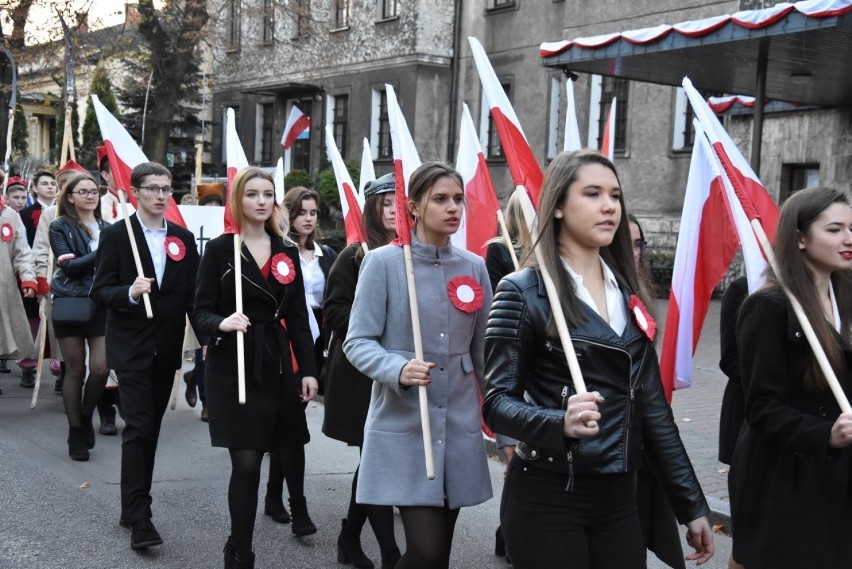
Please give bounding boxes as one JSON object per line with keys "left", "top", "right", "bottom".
{"left": 91, "top": 95, "right": 186, "bottom": 228}
{"left": 469, "top": 37, "right": 543, "bottom": 207}
{"left": 324, "top": 124, "right": 366, "bottom": 246}
{"left": 274, "top": 157, "right": 285, "bottom": 205}
{"left": 359, "top": 137, "right": 376, "bottom": 202}
{"left": 225, "top": 107, "right": 249, "bottom": 234}
{"left": 600, "top": 97, "right": 616, "bottom": 160}
{"left": 385, "top": 85, "right": 422, "bottom": 247}
{"left": 563, "top": 79, "right": 582, "bottom": 152}
{"left": 280, "top": 106, "right": 311, "bottom": 151}
{"left": 452, "top": 103, "right": 499, "bottom": 258}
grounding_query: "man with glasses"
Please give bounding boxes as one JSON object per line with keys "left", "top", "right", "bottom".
{"left": 92, "top": 162, "right": 199, "bottom": 551}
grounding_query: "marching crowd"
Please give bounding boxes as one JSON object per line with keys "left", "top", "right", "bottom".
{"left": 1, "top": 147, "right": 851, "bottom": 569}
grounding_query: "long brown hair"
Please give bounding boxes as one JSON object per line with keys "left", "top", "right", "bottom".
{"left": 229, "top": 167, "right": 289, "bottom": 242}
{"left": 284, "top": 186, "right": 321, "bottom": 249}
{"left": 56, "top": 173, "right": 101, "bottom": 238}
{"left": 533, "top": 149, "right": 652, "bottom": 336}
{"left": 765, "top": 186, "right": 852, "bottom": 391}
{"left": 357, "top": 191, "right": 396, "bottom": 258}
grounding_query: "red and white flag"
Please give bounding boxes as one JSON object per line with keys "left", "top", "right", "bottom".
{"left": 325, "top": 124, "right": 365, "bottom": 246}
{"left": 359, "top": 137, "right": 375, "bottom": 202}
{"left": 386, "top": 84, "right": 422, "bottom": 247}
{"left": 452, "top": 103, "right": 499, "bottom": 257}
{"left": 600, "top": 97, "right": 616, "bottom": 160}
{"left": 225, "top": 107, "right": 249, "bottom": 234}
{"left": 91, "top": 95, "right": 186, "bottom": 227}
{"left": 469, "top": 37, "right": 544, "bottom": 207}
{"left": 274, "top": 157, "right": 285, "bottom": 204}
{"left": 563, "top": 79, "right": 582, "bottom": 152}
{"left": 280, "top": 106, "right": 311, "bottom": 151}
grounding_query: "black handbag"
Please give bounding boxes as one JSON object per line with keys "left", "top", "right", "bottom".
{"left": 52, "top": 297, "right": 95, "bottom": 324}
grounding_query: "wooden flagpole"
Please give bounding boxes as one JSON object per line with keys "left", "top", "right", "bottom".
{"left": 234, "top": 233, "right": 246, "bottom": 404}
{"left": 496, "top": 209, "right": 519, "bottom": 270}
{"left": 170, "top": 317, "right": 191, "bottom": 410}
{"left": 117, "top": 190, "right": 153, "bottom": 319}
{"left": 515, "top": 186, "right": 596, "bottom": 427}
{"left": 401, "top": 241, "right": 436, "bottom": 480}
{"left": 30, "top": 248, "right": 53, "bottom": 409}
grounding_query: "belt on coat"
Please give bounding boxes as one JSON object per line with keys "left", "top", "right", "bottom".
{"left": 248, "top": 320, "right": 290, "bottom": 386}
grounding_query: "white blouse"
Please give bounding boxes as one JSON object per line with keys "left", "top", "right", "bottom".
{"left": 562, "top": 257, "right": 629, "bottom": 336}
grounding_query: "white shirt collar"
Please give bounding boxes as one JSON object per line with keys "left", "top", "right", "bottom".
{"left": 562, "top": 256, "right": 628, "bottom": 336}
{"left": 313, "top": 242, "right": 324, "bottom": 256}
{"left": 563, "top": 257, "right": 620, "bottom": 290}
{"left": 138, "top": 216, "right": 167, "bottom": 233}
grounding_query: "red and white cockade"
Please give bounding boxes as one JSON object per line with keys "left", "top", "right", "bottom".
{"left": 629, "top": 294, "right": 657, "bottom": 342}
{"left": 164, "top": 236, "right": 186, "bottom": 262}
{"left": 0, "top": 223, "right": 13, "bottom": 242}
{"left": 447, "top": 275, "right": 484, "bottom": 314}
{"left": 270, "top": 253, "right": 296, "bottom": 285}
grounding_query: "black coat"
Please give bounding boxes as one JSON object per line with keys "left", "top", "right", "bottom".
{"left": 484, "top": 241, "right": 517, "bottom": 295}
{"left": 49, "top": 216, "right": 109, "bottom": 298}
{"left": 730, "top": 288, "right": 852, "bottom": 568}
{"left": 192, "top": 232, "right": 317, "bottom": 450}
{"left": 717, "top": 276, "right": 748, "bottom": 465}
{"left": 484, "top": 267, "right": 709, "bottom": 525}
{"left": 91, "top": 214, "right": 199, "bottom": 372}
{"left": 321, "top": 244, "right": 372, "bottom": 446}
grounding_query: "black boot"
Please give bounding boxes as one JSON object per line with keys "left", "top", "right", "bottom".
{"left": 68, "top": 427, "right": 89, "bottom": 461}
{"left": 380, "top": 547, "right": 401, "bottom": 569}
{"left": 288, "top": 496, "right": 317, "bottom": 536}
{"left": 495, "top": 525, "right": 506, "bottom": 556}
{"left": 0, "top": 359, "right": 11, "bottom": 373}
{"left": 233, "top": 551, "right": 255, "bottom": 569}
{"left": 99, "top": 412, "right": 118, "bottom": 436}
{"left": 337, "top": 518, "right": 375, "bottom": 568}
{"left": 19, "top": 369, "right": 35, "bottom": 388}
{"left": 82, "top": 414, "right": 96, "bottom": 449}
{"left": 223, "top": 537, "right": 236, "bottom": 569}
{"left": 264, "top": 493, "right": 290, "bottom": 524}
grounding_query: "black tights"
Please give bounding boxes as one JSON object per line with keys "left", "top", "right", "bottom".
{"left": 267, "top": 445, "right": 306, "bottom": 500}
{"left": 397, "top": 505, "right": 460, "bottom": 569}
{"left": 58, "top": 336, "right": 109, "bottom": 428}
{"left": 346, "top": 461, "right": 398, "bottom": 552}
{"left": 228, "top": 449, "right": 264, "bottom": 557}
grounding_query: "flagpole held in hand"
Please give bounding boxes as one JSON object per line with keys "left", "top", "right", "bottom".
{"left": 496, "top": 209, "right": 519, "bottom": 270}
{"left": 515, "top": 186, "right": 597, "bottom": 428}
{"left": 31, "top": 248, "right": 53, "bottom": 409}
{"left": 234, "top": 233, "right": 246, "bottom": 405}
{"left": 117, "top": 190, "right": 153, "bottom": 319}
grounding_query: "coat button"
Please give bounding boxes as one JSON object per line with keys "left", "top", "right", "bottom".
{"left": 433, "top": 262, "right": 439, "bottom": 268}
{"left": 818, "top": 406, "right": 828, "bottom": 417}
{"left": 794, "top": 331, "right": 802, "bottom": 338}
{"left": 547, "top": 457, "right": 553, "bottom": 462}
{"left": 437, "top": 439, "right": 442, "bottom": 444}
{"left": 530, "top": 450, "right": 537, "bottom": 458}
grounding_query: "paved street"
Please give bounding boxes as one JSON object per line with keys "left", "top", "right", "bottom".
{"left": 0, "top": 299, "right": 735, "bottom": 568}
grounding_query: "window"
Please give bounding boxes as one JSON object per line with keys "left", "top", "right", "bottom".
{"left": 588, "top": 75, "right": 628, "bottom": 153}
{"left": 780, "top": 163, "right": 820, "bottom": 203}
{"left": 489, "top": 0, "right": 515, "bottom": 8}
{"left": 333, "top": 0, "right": 350, "bottom": 28}
{"left": 290, "top": 101, "right": 312, "bottom": 172}
{"left": 371, "top": 89, "right": 392, "bottom": 160}
{"left": 294, "top": 0, "right": 310, "bottom": 37}
{"left": 479, "top": 81, "right": 511, "bottom": 160}
{"left": 262, "top": 0, "right": 274, "bottom": 44}
{"left": 379, "top": 0, "right": 398, "bottom": 20}
{"left": 227, "top": 0, "right": 241, "bottom": 50}
{"left": 258, "top": 102, "right": 275, "bottom": 164}
{"left": 331, "top": 95, "right": 349, "bottom": 158}
{"left": 673, "top": 87, "right": 723, "bottom": 151}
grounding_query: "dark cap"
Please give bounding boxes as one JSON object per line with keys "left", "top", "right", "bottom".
{"left": 363, "top": 173, "right": 395, "bottom": 197}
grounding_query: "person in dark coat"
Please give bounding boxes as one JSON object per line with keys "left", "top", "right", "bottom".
{"left": 91, "top": 162, "right": 199, "bottom": 550}
{"left": 322, "top": 172, "right": 401, "bottom": 569}
{"left": 484, "top": 151, "right": 713, "bottom": 568}
{"left": 730, "top": 186, "right": 852, "bottom": 568}
{"left": 192, "top": 167, "right": 318, "bottom": 569}
{"left": 718, "top": 275, "right": 748, "bottom": 466}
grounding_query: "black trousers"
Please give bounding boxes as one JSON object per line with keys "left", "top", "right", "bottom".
{"left": 502, "top": 459, "right": 645, "bottom": 569}
{"left": 116, "top": 358, "right": 176, "bottom": 523}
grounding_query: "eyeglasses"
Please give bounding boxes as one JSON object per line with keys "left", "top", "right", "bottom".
{"left": 138, "top": 186, "right": 174, "bottom": 196}
{"left": 633, "top": 239, "right": 648, "bottom": 254}
{"left": 73, "top": 189, "right": 100, "bottom": 197}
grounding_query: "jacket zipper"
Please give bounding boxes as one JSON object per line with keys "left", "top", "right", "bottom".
{"left": 565, "top": 450, "right": 574, "bottom": 492}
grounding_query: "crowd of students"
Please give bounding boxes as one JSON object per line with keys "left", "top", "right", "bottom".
{"left": 2, "top": 148, "right": 850, "bottom": 569}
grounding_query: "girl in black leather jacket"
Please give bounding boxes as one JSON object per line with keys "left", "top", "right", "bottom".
{"left": 483, "top": 150, "right": 713, "bottom": 568}
{"left": 49, "top": 173, "right": 110, "bottom": 461}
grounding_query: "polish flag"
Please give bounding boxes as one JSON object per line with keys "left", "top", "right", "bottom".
{"left": 600, "top": 98, "right": 616, "bottom": 160}
{"left": 325, "top": 124, "right": 365, "bottom": 246}
{"left": 91, "top": 95, "right": 186, "bottom": 227}
{"left": 274, "top": 157, "right": 285, "bottom": 204}
{"left": 359, "top": 137, "right": 375, "bottom": 202}
{"left": 452, "top": 103, "right": 499, "bottom": 257}
{"left": 385, "top": 84, "right": 422, "bottom": 246}
{"left": 225, "top": 107, "right": 249, "bottom": 234}
{"left": 280, "top": 106, "right": 311, "bottom": 151}
{"left": 563, "top": 79, "right": 582, "bottom": 152}
{"left": 469, "top": 37, "right": 543, "bottom": 207}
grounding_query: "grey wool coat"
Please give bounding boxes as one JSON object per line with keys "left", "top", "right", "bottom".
{"left": 344, "top": 235, "right": 494, "bottom": 509}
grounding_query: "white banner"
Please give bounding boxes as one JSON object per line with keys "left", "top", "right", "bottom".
{"left": 178, "top": 205, "right": 225, "bottom": 257}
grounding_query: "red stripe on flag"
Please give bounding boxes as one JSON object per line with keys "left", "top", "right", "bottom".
{"left": 342, "top": 182, "right": 365, "bottom": 245}
{"left": 282, "top": 114, "right": 311, "bottom": 150}
{"left": 392, "top": 159, "right": 411, "bottom": 247}
{"left": 490, "top": 107, "right": 543, "bottom": 207}
{"left": 224, "top": 166, "right": 239, "bottom": 234}
{"left": 463, "top": 153, "right": 500, "bottom": 257}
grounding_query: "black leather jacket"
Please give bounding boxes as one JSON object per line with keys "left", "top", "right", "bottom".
{"left": 49, "top": 216, "right": 108, "bottom": 298}
{"left": 483, "top": 267, "right": 709, "bottom": 524}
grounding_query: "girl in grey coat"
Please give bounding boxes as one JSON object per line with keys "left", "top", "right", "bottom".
{"left": 344, "top": 162, "right": 493, "bottom": 569}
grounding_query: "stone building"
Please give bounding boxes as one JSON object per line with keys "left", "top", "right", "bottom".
{"left": 210, "top": 0, "right": 851, "bottom": 254}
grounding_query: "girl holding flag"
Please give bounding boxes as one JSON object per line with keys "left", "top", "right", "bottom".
{"left": 730, "top": 186, "right": 852, "bottom": 568}
{"left": 344, "top": 162, "right": 493, "bottom": 569}
{"left": 483, "top": 150, "right": 713, "bottom": 568}
{"left": 193, "top": 167, "right": 318, "bottom": 569}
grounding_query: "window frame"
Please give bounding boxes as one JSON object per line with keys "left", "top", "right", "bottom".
{"left": 226, "top": 0, "right": 242, "bottom": 51}
{"left": 333, "top": 0, "right": 350, "bottom": 29}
